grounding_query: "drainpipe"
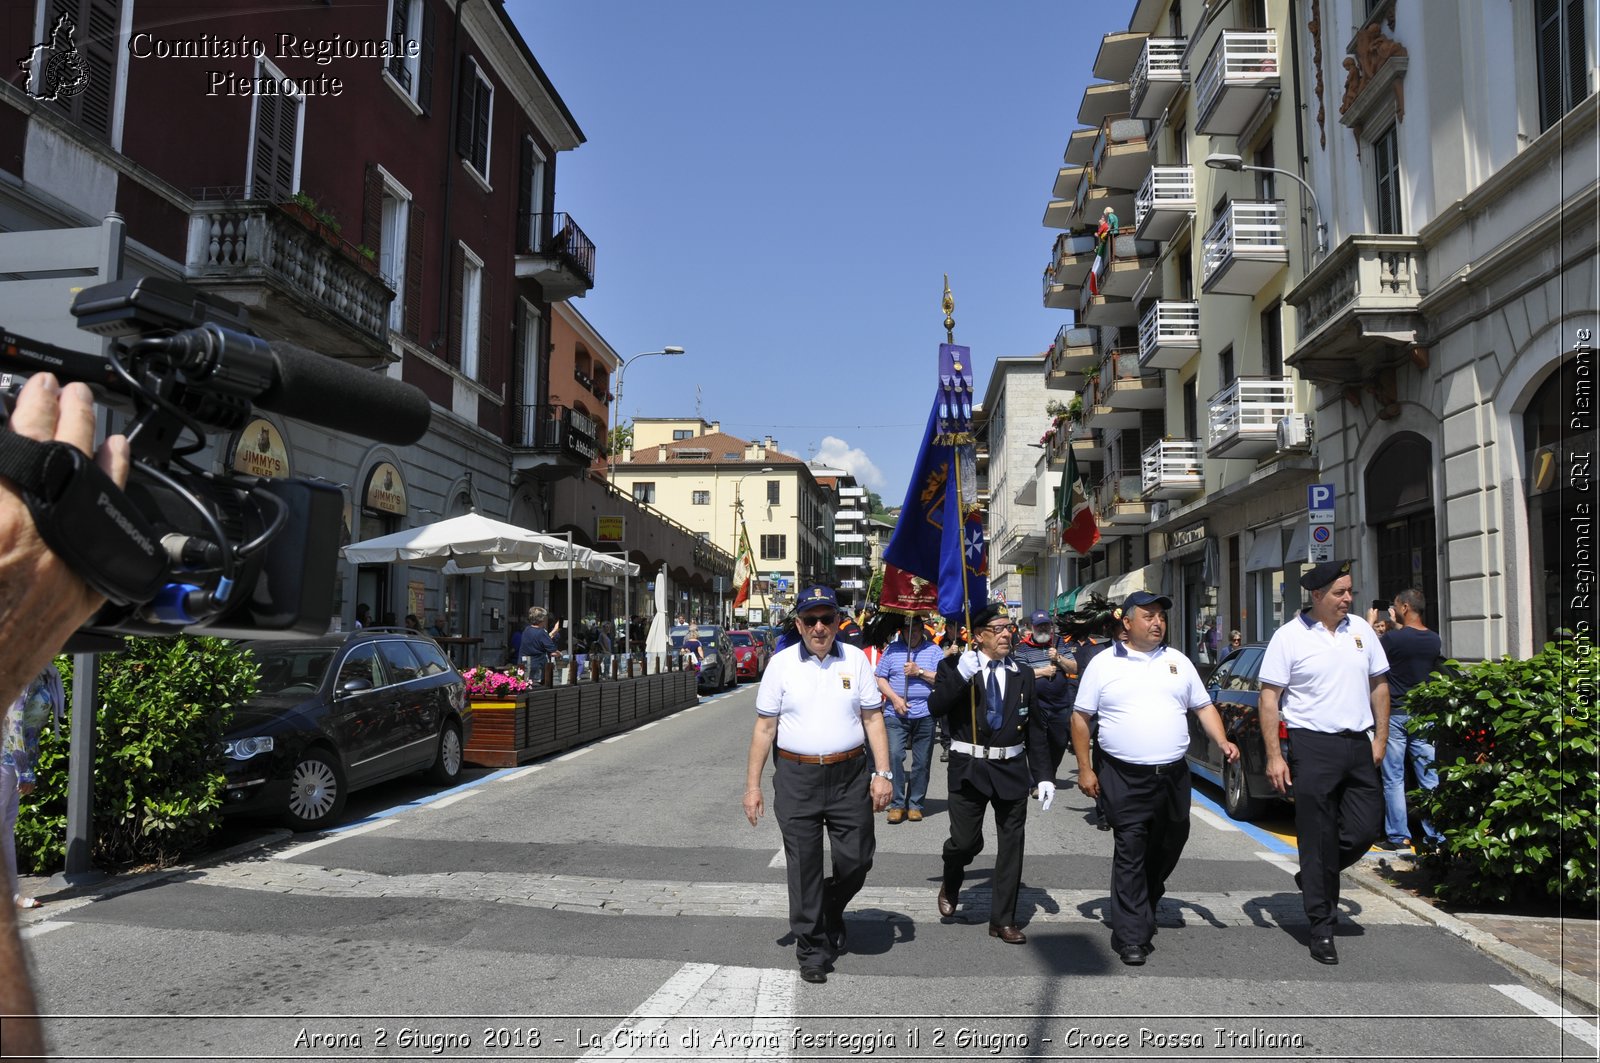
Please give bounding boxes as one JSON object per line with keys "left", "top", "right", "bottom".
{"left": 433, "top": 0, "right": 470, "bottom": 353}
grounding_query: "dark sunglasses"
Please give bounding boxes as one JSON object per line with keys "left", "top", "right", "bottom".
{"left": 798, "top": 612, "right": 838, "bottom": 628}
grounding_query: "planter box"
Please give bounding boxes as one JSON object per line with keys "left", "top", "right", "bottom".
{"left": 463, "top": 674, "right": 697, "bottom": 768}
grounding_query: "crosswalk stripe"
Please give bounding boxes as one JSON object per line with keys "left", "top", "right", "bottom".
{"left": 577, "top": 962, "right": 793, "bottom": 1059}
{"left": 272, "top": 817, "right": 394, "bottom": 860}
{"left": 19, "top": 920, "right": 71, "bottom": 940}
{"left": 1491, "top": 983, "right": 1600, "bottom": 1048}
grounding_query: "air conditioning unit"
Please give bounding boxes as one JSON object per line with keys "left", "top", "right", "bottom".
{"left": 1276, "top": 413, "right": 1313, "bottom": 450}
{"left": 1149, "top": 500, "right": 1172, "bottom": 522}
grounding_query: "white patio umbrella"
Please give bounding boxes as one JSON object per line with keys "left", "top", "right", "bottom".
{"left": 341, "top": 512, "right": 572, "bottom": 569}
{"left": 645, "top": 564, "right": 669, "bottom": 671}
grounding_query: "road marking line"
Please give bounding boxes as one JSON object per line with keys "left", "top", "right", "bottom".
{"left": 557, "top": 747, "right": 592, "bottom": 762}
{"left": 1255, "top": 851, "right": 1301, "bottom": 877}
{"left": 1191, "top": 806, "right": 1234, "bottom": 832}
{"left": 1191, "top": 789, "right": 1297, "bottom": 855}
{"left": 602, "top": 734, "right": 629, "bottom": 744}
{"left": 426, "top": 791, "right": 476, "bottom": 809}
{"left": 504, "top": 765, "right": 544, "bottom": 781}
{"left": 20, "top": 921, "right": 71, "bottom": 940}
{"left": 636, "top": 721, "right": 660, "bottom": 731}
{"left": 1492, "top": 983, "right": 1600, "bottom": 1048}
{"left": 752, "top": 967, "right": 796, "bottom": 1058}
{"left": 579, "top": 962, "right": 721, "bottom": 1058}
{"left": 768, "top": 848, "right": 786, "bottom": 869}
{"left": 273, "top": 818, "right": 394, "bottom": 859}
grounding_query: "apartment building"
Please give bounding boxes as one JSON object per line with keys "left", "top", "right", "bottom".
{"left": 977, "top": 355, "right": 1058, "bottom": 612}
{"left": 807, "top": 460, "right": 869, "bottom": 611}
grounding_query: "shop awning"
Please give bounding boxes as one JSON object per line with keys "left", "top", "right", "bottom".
{"left": 1054, "top": 587, "right": 1083, "bottom": 613}
{"left": 1108, "top": 563, "right": 1160, "bottom": 601}
{"left": 1079, "top": 575, "right": 1115, "bottom": 603}
{"left": 1284, "top": 523, "right": 1310, "bottom": 568}
{"left": 1244, "top": 526, "right": 1285, "bottom": 572}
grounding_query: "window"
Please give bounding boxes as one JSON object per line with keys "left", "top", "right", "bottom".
{"left": 385, "top": 0, "right": 433, "bottom": 110}
{"left": 1536, "top": 0, "right": 1592, "bottom": 130}
{"left": 459, "top": 251, "right": 483, "bottom": 379}
{"left": 692, "top": 490, "right": 710, "bottom": 505}
{"left": 766, "top": 480, "right": 780, "bottom": 506}
{"left": 1168, "top": 0, "right": 1183, "bottom": 36}
{"left": 375, "top": 640, "right": 421, "bottom": 684}
{"left": 517, "top": 136, "right": 546, "bottom": 251}
{"left": 1252, "top": 143, "right": 1276, "bottom": 201}
{"left": 457, "top": 56, "right": 493, "bottom": 179}
{"left": 379, "top": 182, "right": 409, "bottom": 332}
{"left": 1260, "top": 303, "right": 1283, "bottom": 377}
{"left": 695, "top": 532, "right": 710, "bottom": 542}
{"left": 672, "top": 429, "right": 693, "bottom": 440}
{"left": 247, "top": 60, "right": 302, "bottom": 201}
{"left": 632, "top": 482, "right": 656, "bottom": 503}
{"left": 760, "top": 534, "right": 787, "bottom": 560}
{"left": 1219, "top": 343, "right": 1235, "bottom": 386}
{"left": 36, "top": 0, "right": 121, "bottom": 142}
{"left": 1372, "top": 123, "right": 1403, "bottom": 234}
{"left": 337, "top": 644, "right": 381, "bottom": 688}
{"left": 676, "top": 447, "right": 710, "bottom": 459}
{"left": 1171, "top": 121, "right": 1188, "bottom": 165}
{"left": 1183, "top": 376, "right": 1198, "bottom": 439}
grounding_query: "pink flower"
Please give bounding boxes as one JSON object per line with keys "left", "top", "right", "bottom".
{"left": 462, "top": 666, "right": 532, "bottom": 696}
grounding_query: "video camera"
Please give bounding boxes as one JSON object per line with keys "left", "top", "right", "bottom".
{"left": 0, "top": 277, "right": 432, "bottom": 647}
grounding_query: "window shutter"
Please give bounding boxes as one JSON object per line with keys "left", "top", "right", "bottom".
{"left": 76, "top": 0, "right": 118, "bottom": 140}
{"left": 362, "top": 163, "right": 384, "bottom": 250}
{"left": 471, "top": 75, "right": 491, "bottom": 172}
{"left": 252, "top": 89, "right": 297, "bottom": 201}
{"left": 455, "top": 56, "right": 477, "bottom": 158}
{"left": 388, "top": 1, "right": 410, "bottom": 88}
{"left": 405, "top": 204, "right": 425, "bottom": 340}
{"left": 479, "top": 274, "right": 495, "bottom": 387}
{"left": 447, "top": 243, "right": 464, "bottom": 366}
{"left": 417, "top": 1, "right": 435, "bottom": 114}
{"left": 517, "top": 136, "right": 534, "bottom": 252}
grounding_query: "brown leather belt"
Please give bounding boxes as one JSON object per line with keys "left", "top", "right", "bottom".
{"left": 776, "top": 745, "right": 864, "bottom": 765}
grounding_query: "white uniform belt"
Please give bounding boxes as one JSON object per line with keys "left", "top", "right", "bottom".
{"left": 950, "top": 740, "right": 1024, "bottom": 761}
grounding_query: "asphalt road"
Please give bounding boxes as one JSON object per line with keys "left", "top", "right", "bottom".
{"left": 19, "top": 683, "right": 1598, "bottom": 1061}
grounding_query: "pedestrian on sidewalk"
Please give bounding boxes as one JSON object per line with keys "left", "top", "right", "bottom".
{"left": 1072, "top": 592, "right": 1238, "bottom": 966}
{"left": 1075, "top": 604, "right": 1126, "bottom": 830}
{"left": 743, "top": 585, "right": 892, "bottom": 985}
{"left": 928, "top": 604, "right": 1053, "bottom": 945}
{"left": 2, "top": 664, "right": 64, "bottom": 912}
{"left": 1370, "top": 588, "right": 1446, "bottom": 852}
{"left": 1011, "top": 609, "right": 1077, "bottom": 787}
{"left": 1259, "top": 559, "right": 1390, "bottom": 967}
{"left": 874, "top": 613, "right": 942, "bottom": 824}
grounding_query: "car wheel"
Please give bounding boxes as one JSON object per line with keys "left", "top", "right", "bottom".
{"left": 428, "top": 720, "right": 464, "bottom": 785}
{"left": 1223, "top": 755, "right": 1265, "bottom": 821}
{"left": 284, "top": 748, "right": 347, "bottom": 831}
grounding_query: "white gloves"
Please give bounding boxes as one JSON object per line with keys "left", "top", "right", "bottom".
{"left": 1036, "top": 781, "right": 1056, "bottom": 811}
{"left": 956, "top": 649, "right": 982, "bottom": 681}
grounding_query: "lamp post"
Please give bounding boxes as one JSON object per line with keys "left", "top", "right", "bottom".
{"left": 1204, "top": 152, "right": 1327, "bottom": 255}
{"left": 609, "top": 346, "right": 685, "bottom": 484}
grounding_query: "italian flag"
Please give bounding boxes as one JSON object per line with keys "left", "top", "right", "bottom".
{"left": 732, "top": 524, "right": 756, "bottom": 608}
{"left": 1060, "top": 446, "right": 1101, "bottom": 555}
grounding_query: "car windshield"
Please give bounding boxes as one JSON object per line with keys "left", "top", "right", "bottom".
{"left": 729, "top": 632, "right": 754, "bottom": 646}
{"left": 248, "top": 645, "right": 336, "bottom": 695}
{"left": 669, "top": 626, "right": 722, "bottom": 650}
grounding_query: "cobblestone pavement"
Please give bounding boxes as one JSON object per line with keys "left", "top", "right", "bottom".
{"left": 182, "top": 857, "right": 1427, "bottom": 928}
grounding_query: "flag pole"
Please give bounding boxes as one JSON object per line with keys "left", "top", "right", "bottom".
{"left": 942, "top": 277, "right": 982, "bottom": 746}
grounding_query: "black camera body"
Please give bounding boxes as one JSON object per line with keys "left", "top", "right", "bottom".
{"left": 0, "top": 277, "right": 422, "bottom": 646}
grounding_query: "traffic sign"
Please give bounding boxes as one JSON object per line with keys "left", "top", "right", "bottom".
{"left": 1308, "top": 483, "right": 1335, "bottom": 511}
{"left": 1308, "top": 540, "right": 1334, "bottom": 563}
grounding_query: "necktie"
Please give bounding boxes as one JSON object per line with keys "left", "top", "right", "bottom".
{"left": 985, "top": 661, "right": 1003, "bottom": 732}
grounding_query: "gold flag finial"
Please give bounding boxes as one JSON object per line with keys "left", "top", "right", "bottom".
{"left": 942, "top": 274, "right": 955, "bottom": 343}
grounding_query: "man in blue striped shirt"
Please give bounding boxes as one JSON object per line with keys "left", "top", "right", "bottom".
{"left": 874, "top": 614, "right": 944, "bottom": 823}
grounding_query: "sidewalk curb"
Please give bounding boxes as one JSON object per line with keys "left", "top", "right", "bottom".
{"left": 1344, "top": 860, "right": 1599, "bottom": 1014}
{"left": 15, "top": 828, "right": 294, "bottom": 922}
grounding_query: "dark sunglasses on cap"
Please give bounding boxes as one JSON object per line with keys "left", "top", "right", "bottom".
{"left": 798, "top": 612, "right": 838, "bottom": 628}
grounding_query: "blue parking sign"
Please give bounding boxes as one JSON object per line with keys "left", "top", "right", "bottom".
{"left": 1308, "top": 483, "right": 1335, "bottom": 512}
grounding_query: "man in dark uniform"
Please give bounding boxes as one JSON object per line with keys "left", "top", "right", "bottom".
{"left": 1073, "top": 591, "right": 1238, "bottom": 965}
{"left": 1010, "top": 609, "right": 1077, "bottom": 787}
{"left": 928, "top": 604, "right": 1053, "bottom": 944}
{"left": 744, "top": 585, "right": 893, "bottom": 984}
{"left": 1075, "top": 604, "right": 1125, "bottom": 830}
{"left": 1259, "top": 559, "right": 1390, "bottom": 966}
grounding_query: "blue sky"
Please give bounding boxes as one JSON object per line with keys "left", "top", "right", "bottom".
{"left": 510, "top": 1, "right": 1131, "bottom": 504}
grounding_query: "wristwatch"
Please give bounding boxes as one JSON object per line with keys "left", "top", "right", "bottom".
{"left": 870, "top": 770, "right": 893, "bottom": 780}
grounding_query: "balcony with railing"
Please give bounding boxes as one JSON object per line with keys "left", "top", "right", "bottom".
{"left": 1195, "top": 30, "right": 1280, "bottom": 135}
{"left": 1047, "top": 324, "right": 1099, "bottom": 390}
{"left": 514, "top": 212, "right": 596, "bottom": 301}
{"left": 1208, "top": 377, "right": 1295, "bottom": 459}
{"left": 186, "top": 200, "right": 395, "bottom": 362}
{"left": 1134, "top": 166, "right": 1196, "bottom": 241}
{"left": 1101, "top": 347, "right": 1164, "bottom": 411}
{"left": 1070, "top": 164, "right": 1137, "bottom": 233}
{"left": 1045, "top": 418, "right": 1073, "bottom": 468}
{"left": 1046, "top": 232, "right": 1099, "bottom": 307}
{"left": 1141, "top": 439, "right": 1204, "bottom": 499}
{"left": 1201, "top": 201, "right": 1287, "bottom": 296}
{"left": 1081, "top": 379, "right": 1141, "bottom": 431}
{"left": 1053, "top": 163, "right": 1087, "bottom": 199}
{"left": 1284, "top": 234, "right": 1427, "bottom": 386}
{"left": 1097, "top": 473, "right": 1150, "bottom": 526}
{"left": 1090, "top": 113, "right": 1153, "bottom": 191}
{"left": 1138, "top": 301, "right": 1200, "bottom": 370}
{"left": 1094, "top": 231, "right": 1161, "bottom": 299}
{"left": 1078, "top": 276, "right": 1139, "bottom": 329}
{"left": 1071, "top": 420, "right": 1105, "bottom": 461}
{"left": 510, "top": 403, "right": 603, "bottom": 477}
{"left": 1130, "top": 37, "right": 1188, "bottom": 118}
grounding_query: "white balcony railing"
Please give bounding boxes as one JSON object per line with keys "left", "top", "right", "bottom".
{"left": 1208, "top": 377, "right": 1295, "bottom": 457}
{"left": 1141, "top": 439, "right": 1204, "bottom": 498}
{"left": 1195, "top": 30, "right": 1280, "bottom": 135}
{"left": 1138, "top": 301, "right": 1201, "bottom": 370}
{"left": 1134, "top": 166, "right": 1196, "bottom": 238}
{"left": 1201, "top": 201, "right": 1287, "bottom": 294}
{"left": 1129, "top": 37, "right": 1187, "bottom": 118}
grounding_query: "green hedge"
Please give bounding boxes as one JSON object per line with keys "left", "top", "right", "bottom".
{"left": 1406, "top": 638, "right": 1597, "bottom": 906}
{"left": 16, "top": 637, "right": 257, "bottom": 873}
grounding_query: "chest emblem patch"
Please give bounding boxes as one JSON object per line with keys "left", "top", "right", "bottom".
{"left": 841, "top": 676, "right": 851, "bottom": 690}
{"left": 1354, "top": 637, "right": 1364, "bottom": 650}
{"left": 1169, "top": 664, "right": 1179, "bottom": 674}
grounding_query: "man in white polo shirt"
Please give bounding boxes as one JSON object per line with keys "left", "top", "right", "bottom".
{"left": 1259, "top": 558, "right": 1389, "bottom": 967}
{"left": 1072, "top": 590, "right": 1238, "bottom": 966}
{"left": 743, "top": 585, "right": 892, "bottom": 985}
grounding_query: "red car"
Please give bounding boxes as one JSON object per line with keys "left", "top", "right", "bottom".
{"left": 729, "top": 630, "right": 770, "bottom": 681}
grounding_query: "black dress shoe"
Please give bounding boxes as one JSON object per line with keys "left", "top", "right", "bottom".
{"left": 1140, "top": 941, "right": 1155, "bottom": 956}
{"left": 989, "top": 924, "right": 1027, "bottom": 944}
{"left": 800, "top": 965, "right": 827, "bottom": 983}
{"left": 1096, "top": 814, "right": 1112, "bottom": 831}
{"left": 825, "top": 910, "right": 847, "bottom": 954}
{"left": 937, "top": 884, "right": 956, "bottom": 918}
{"left": 1117, "top": 944, "right": 1146, "bottom": 966}
{"left": 1293, "top": 870, "right": 1303, "bottom": 891}
{"left": 1309, "top": 937, "right": 1338, "bottom": 965}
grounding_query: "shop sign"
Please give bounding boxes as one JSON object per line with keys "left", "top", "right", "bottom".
{"left": 231, "top": 419, "right": 290, "bottom": 479}
{"left": 596, "top": 515, "right": 625, "bottom": 543}
{"left": 1168, "top": 522, "right": 1207, "bottom": 551}
{"left": 363, "top": 462, "right": 408, "bottom": 515}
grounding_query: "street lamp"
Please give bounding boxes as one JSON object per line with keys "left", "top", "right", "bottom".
{"left": 609, "top": 346, "right": 685, "bottom": 483}
{"left": 1204, "top": 152, "right": 1327, "bottom": 255}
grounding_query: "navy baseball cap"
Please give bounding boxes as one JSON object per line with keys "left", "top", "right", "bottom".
{"left": 795, "top": 586, "right": 839, "bottom": 613}
{"left": 1121, "top": 590, "right": 1173, "bottom": 613}
{"left": 1030, "top": 610, "right": 1052, "bottom": 626}
{"left": 1299, "top": 559, "right": 1353, "bottom": 591}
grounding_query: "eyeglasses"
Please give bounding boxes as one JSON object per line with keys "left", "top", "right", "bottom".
{"left": 798, "top": 612, "right": 838, "bottom": 628}
{"left": 983, "top": 623, "right": 1013, "bottom": 633}
{"left": 1230, "top": 637, "right": 1242, "bottom": 645}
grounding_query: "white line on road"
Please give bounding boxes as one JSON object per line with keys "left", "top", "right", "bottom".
{"left": 1492, "top": 983, "right": 1600, "bottom": 1048}
{"left": 503, "top": 765, "right": 545, "bottom": 781}
{"left": 1191, "top": 805, "right": 1236, "bottom": 832}
{"left": 557, "top": 747, "right": 593, "bottom": 762}
{"left": 768, "top": 848, "right": 786, "bottom": 869}
{"left": 578, "top": 962, "right": 721, "bottom": 1058}
{"left": 272, "top": 818, "right": 394, "bottom": 860}
{"left": 1255, "top": 851, "right": 1300, "bottom": 876}
{"left": 20, "top": 921, "right": 71, "bottom": 940}
{"left": 635, "top": 721, "right": 660, "bottom": 731}
{"left": 426, "top": 791, "right": 477, "bottom": 809}
{"left": 602, "top": 734, "right": 629, "bottom": 743}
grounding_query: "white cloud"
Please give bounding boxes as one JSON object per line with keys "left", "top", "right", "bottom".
{"left": 813, "top": 436, "right": 886, "bottom": 492}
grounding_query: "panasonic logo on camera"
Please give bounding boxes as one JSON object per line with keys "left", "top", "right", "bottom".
{"left": 97, "top": 491, "right": 156, "bottom": 556}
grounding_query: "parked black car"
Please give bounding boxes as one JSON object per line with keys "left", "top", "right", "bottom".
{"left": 669, "top": 624, "right": 737, "bottom": 692}
{"left": 1185, "top": 642, "right": 1293, "bottom": 821}
{"left": 220, "top": 628, "right": 472, "bottom": 831}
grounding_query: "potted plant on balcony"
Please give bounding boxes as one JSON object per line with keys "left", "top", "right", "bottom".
{"left": 1067, "top": 395, "right": 1084, "bottom": 422}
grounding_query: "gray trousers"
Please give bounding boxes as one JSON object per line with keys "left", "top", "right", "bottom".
{"left": 772, "top": 754, "right": 875, "bottom": 967}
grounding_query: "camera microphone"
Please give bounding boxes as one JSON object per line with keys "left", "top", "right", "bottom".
{"left": 158, "top": 325, "right": 433, "bottom": 445}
